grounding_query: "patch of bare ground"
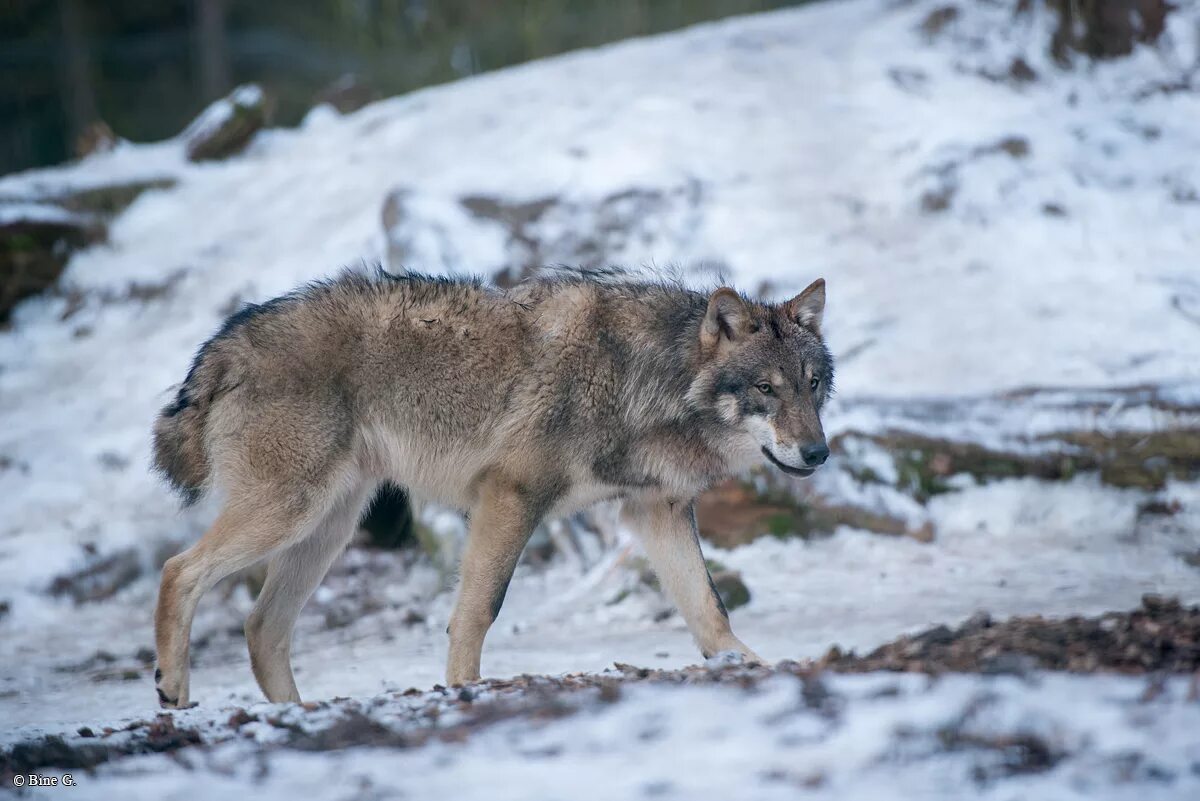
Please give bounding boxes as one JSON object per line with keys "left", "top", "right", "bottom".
{"left": 816, "top": 594, "right": 1200, "bottom": 675}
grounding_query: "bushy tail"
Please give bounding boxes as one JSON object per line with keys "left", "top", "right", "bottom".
{"left": 152, "top": 343, "right": 233, "bottom": 506}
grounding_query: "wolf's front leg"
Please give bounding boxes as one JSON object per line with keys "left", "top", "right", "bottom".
{"left": 621, "top": 495, "right": 762, "bottom": 663}
{"left": 446, "top": 475, "right": 542, "bottom": 685}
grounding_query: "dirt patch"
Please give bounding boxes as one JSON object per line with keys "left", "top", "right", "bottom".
{"left": 49, "top": 178, "right": 178, "bottom": 217}
{"left": 0, "top": 209, "right": 105, "bottom": 324}
{"left": 696, "top": 480, "right": 808, "bottom": 546}
{"left": 838, "top": 425, "right": 1200, "bottom": 496}
{"left": 1043, "top": 0, "right": 1172, "bottom": 64}
{"left": 57, "top": 268, "right": 189, "bottom": 322}
{"left": 917, "top": 135, "right": 1031, "bottom": 214}
{"left": 382, "top": 182, "right": 706, "bottom": 286}
{"left": 1050, "top": 428, "right": 1200, "bottom": 490}
{"left": 919, "top": 5, "right": 959, "bottom": 40}
{"left": 47, "top": 548, "right": 143, "bottom": 605}
{"left": 458, "top": 185, "right": 703, "bottom": 285}
{"left": 932, "top": 723, "right": 1064, "bottom": 783}
{"left": 1, "top": 715, "right": 201, "bottom": 780}
{"left": 817, "top": 595, "right": 1200, "bottom": 675}
{"left": 696, "top": 477, "right": 924, "bottom": 548}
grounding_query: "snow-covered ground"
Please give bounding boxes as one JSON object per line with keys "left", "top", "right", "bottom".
{"left": 1, "top": 0, "right": 1199, "bottom": 796}
{"left": 12, "top": 669, "right": 1200, "bottom": 801}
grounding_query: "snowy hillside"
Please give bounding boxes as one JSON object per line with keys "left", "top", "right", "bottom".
{"left": 1, "top": 0, "right": 1199, "bottom": 797}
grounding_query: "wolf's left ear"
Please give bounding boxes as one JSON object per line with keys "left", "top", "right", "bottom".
{"left": 784, "top": 278, "right": 825, "bottom": 331}
{"left": 701, "top": 287, "right": 751, "bottom": 352}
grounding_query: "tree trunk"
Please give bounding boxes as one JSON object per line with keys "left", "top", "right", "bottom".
{"left": 58, "top": 0, "right": 97, "bottom": 145}
{"left": 195, "top": 0, "right": 231, "bottom": 101}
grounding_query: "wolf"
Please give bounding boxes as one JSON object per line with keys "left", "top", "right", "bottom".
{"left": 151, "top": 267, "right": 832, "bottom": 707}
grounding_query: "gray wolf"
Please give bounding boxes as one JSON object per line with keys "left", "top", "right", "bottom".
{"left": 151, "top": 267, "right": 833, "bottom": 707}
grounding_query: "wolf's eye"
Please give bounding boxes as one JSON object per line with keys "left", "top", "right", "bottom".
{"left": 810, "top": 377, "right": 820, "bottom": 391}
{"left": 756, "top": 382, "right": 774, "bottom": 395}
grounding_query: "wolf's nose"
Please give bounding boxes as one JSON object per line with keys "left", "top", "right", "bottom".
{"left": 801, "top": 443, "right": 829, "bottom": 466}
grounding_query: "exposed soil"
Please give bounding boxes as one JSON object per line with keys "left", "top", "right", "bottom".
{"left": 817, "top": 594, "right": 1200, "bottom": 675}
{"left": 0, "top": 211, "right": 105, "bottom": 324}
{"left": 695, "top": 477, "right": 926, "bottom": 548}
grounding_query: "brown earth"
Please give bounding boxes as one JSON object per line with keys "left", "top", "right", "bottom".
{"left": 816, "top": 594, "right": 1200, "bottom": 676}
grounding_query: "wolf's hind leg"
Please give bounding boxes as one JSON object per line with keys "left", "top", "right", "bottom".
{"left": 446, "top": 476, "right": 542, "bottom": 685}
{"left": 245, "top": 484, "right": 373, "bottom": 703}
{"left": 154, "top": 499, "right": 312, "bottom": 709}
{"left": 620, "top": 496, "right": 762, "bottom": 663}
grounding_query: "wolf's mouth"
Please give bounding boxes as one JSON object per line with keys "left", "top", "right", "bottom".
{"left": 761, "top": 447, "right": 816, "bottom": 477}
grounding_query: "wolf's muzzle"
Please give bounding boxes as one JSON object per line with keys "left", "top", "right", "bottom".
{"left": 761, "top": 447, "right": 816, "bottom": 477}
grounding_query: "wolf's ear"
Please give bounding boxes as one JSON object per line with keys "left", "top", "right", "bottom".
{"left": 701, "top": 287, "right": 751, "bottom": 352}
{"left": 784, "top": 278, "right": 825, "bottom": 331}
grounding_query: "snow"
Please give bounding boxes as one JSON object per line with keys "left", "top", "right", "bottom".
{"left": 0, "top": 203, "right": 90, "bottom": 227}
{"left": 1, "top": 0, "right": 1199, "bottom": 796}
{"left": 11, "top": 673, "right": 1200, "bottom": 800}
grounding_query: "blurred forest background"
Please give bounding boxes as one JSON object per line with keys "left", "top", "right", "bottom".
{"left": 0, "top": 0, "right": 814, "bottom": 174}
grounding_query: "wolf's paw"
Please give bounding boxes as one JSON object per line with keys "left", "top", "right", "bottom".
{"left": 704, "top": 649, "right": 747, "bottom": 668}
{"left": 155, "top": 667, "right": 194, "bottom": 709}
{"left": 156, "top": 686, "right": 178, "bottom": 708}
{"left": 704, "top": 648, "right": 766, "bottom": 669}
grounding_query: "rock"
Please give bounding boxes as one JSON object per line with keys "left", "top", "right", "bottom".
{"left": 184, "top": 84, "right": 270, "bottom": 162}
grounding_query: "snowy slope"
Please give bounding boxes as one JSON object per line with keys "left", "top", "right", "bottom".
{"left": 1, "top": 0, "right": 1199, "bottom": 795}
{"left": 0, "top": 0, "right": 1196, "bottom": 614}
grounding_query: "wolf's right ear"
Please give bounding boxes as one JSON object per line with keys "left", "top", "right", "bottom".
{"left": 701, "top": 287, "right": 751, "bottom": 353}
{"left": 784, "top": 278, "right": 825, "bottom": 332}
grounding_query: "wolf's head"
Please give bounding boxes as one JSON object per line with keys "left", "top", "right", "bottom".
{"left": 691, "top": 279, "right": 833, "bottom": 477}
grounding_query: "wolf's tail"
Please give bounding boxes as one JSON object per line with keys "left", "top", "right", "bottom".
{"left": 152, "top": 341, "right": 234, "bottom": 506}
